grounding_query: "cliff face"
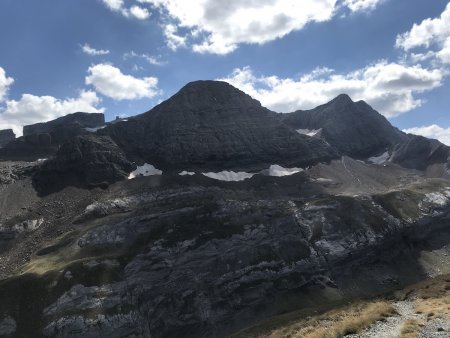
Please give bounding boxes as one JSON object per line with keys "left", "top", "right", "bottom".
{"left": 0, "top": 129, "right": 15, "bottom": 147}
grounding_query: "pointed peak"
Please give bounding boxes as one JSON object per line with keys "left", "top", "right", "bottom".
{"left": 331, "top": 94, "right": 354, "bottom": 104}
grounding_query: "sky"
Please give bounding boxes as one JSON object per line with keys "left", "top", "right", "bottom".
{"left": 0, "top": 0, "right": 449, "bottom": 145}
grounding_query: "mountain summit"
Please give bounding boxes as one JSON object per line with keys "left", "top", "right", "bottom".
{"left": 281, "top": 94, "right": 407, "bottom": 158}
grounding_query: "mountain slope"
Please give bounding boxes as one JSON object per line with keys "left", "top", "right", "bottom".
{"left": 100, "top": 81, "right": 337, "bottom": 171}
{"left": 280, "top": 94, "right": 407, "bottom": 158}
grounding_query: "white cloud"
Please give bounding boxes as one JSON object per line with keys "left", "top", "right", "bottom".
{"left": 0, "top": 67, "right": 14, "bottom": 103}
{"left": 81, "top": 43, "right": 110, "bottom": 56}
{"left": 219, "top": 62, "right": 443, "bottom": 116}
{"left": 396, "top": 3, "right": 450, "bottom": 64}
{"left": 0, "top": 91, "right": 104, "bottom": 136}
{"left": 129, "top": 5, "right": 150, "bottom": 20}
{"left": 102, "top": 0, "right": 124, "bottom": 12}
{"left": 101, "top": 0, "right": 150, "bottom": 20}
{"left": 85, "top": 63, "right": 160, "bottom": 100}
{"left": 137, "top": 0, "right": 385, "bottom": 54}
{"left": 403, "top": 124, "right": 450, "bottom": 146}
{"left": 124, "top": 51, "right": 165, "bottom": 66}
{"left": 343, "top": 0, "right": 384, "bottom": 12}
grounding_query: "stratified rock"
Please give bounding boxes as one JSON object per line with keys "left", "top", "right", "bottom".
{"left": 33, "top": 135, "right": 134, "bottom": 194}
{"left": 280, "top": 94, "right": 407, "bottom": 158}
{"left": 101, "top": 81, "right": 337, "bottom": 171}
{"left": 0, "top": 129, "right": 15, "bottom": 148}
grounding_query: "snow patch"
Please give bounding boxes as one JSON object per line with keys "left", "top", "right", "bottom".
{"left": 128, "top": 163, "right": 163, "bottom": 179}
{"left": 297, "top": 129, "right": 321, "bottom": 137}
{"left": 423, "top": 189, "right": 450, "bottom": 207}
{"left": 202, "top": 171, "right": 254, "bottom": 181}
{"left": 268, "top": 164, "right": 303, "bottom": 177}
{"left": 179, "top": 171, "right": 195, "bottom": 176}
{"left": 85, "top": 125, "right": 106, "bottom": 132}
{"left": 12, "top": 218, "right": 44, "bottom": 233}
{"left": 368, "top": 151, "right": 390, "bottom": 164}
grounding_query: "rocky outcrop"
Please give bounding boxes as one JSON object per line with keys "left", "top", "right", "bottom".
{"left": 23, "top": 112, "right": 105, "bottom": 140}
{"left": 280, "top": 94, "right": 407, "bottom": 158}
{"left": 33, "top": 135, "right": 134, "bottom": 194}
{"left": 101, "top": 81, "right": 337, "bottom": 171}
{"left": 0, "top": 129, "right": 15, "bottom": 148}
{"left": 390, "top": 134, "right": 450, "bottom": 171}
{"left": 0, "top": 176, "right": 448, "bottom": 338}
{"left": 0, "top": 113, "right": 106, "bottom": 161}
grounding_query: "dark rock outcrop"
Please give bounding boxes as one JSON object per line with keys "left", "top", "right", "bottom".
{"left": 23, "top": 112, "right": 105, "bottom": 140}
{"left": 33, "top": 135, "right": 134, "bottom": 194}
{"left": 0, "top": 113, "right": 105, "bottom": 161}
{"left": 280, "top": 94, "right": 407, "bottom": 158}
{"left": 0, "top": 129, "right": 15, "bottom": 148}
{"left": 101, "top": 81, "right": 337, "bottom": 171}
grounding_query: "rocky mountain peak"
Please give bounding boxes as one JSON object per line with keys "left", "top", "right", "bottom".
{"left": 146, "top": 80, "right": 261, "bottom": 118}
{"left": 280, "top": 94, "right": 407, "bottom": 158}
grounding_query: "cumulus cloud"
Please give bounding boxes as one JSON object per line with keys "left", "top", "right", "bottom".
{"left": 219, "top": 62, "right": 443, "bottom": 116}
{"left": 85, "top": 63, "right": 160, "bottom": 100}
{"left": 136, "top": 0, "right": 385, "bottom": 54}
{"left": 101, "top": 0, "right": 150, "bottom": 20}
{"left": 129, "top": 5, "right": 150, "bottom": 19}
{"left": 343, "top": 0, "right": 384, "bottom": 12}
{"left": 396, "top": 2, "right": 450, "bottom": 64}
{"left": 81, "top": 43, "right": 110, "bottom": 56}
{"left": 403, "top": 124, "right": 450, "bottom": 146}
{"left": 0, "top": 67, "right": 14, "bottom": 103}
{"left": 0, "top": 91, "right": 104, "bottom": 136}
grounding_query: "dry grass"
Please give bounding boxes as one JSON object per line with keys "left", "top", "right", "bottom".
{"left": 234, "top": 300, "right": 395, "bottom": 338}
{"left": 399, "top": 319, "right": 422, "bottom": 338}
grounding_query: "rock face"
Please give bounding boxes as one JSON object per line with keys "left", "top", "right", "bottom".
{"left": 280, "top": 94, "right": 407, "bottom": 158}
{"left": 390, "top": 134, "right": 450, "bottom": 171}
{"left": 1, "top": 173, "right": 449, "bottom": 338}
{"left": 0, "top": 129, "right": 15, "bottom": 148}
{"left": 0, "top": 113, "right": 105, "bottom": 161}
{"left": 33, "top": 135, "right": 134, "bottom": 194}
{"left": 23, "top": 112, "right": 105, "bottom": 141}
{"left": 101, "top": 81, "right": 337, "bottom": 171}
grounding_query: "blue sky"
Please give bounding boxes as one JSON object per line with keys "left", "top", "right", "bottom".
{"left": 0, "top": 0, "right": 449, "bottom": 144}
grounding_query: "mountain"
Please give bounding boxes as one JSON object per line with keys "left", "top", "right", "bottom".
{"left": 100, "top": 81, "right": 337, "bottom": 171}
{"left": 1, "top": 81, "right": 450, "bottom": 338}
{"left": 280, "top": 94, "right": 407, "bottom": 158}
